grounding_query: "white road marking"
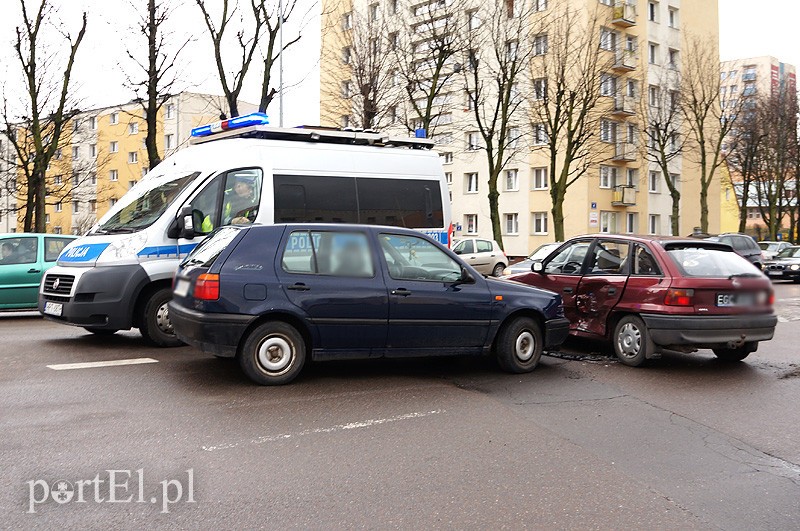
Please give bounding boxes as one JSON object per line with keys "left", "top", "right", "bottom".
{"left": 202, "top": 409, "right": 446, "bottom": 452}
{"left": 47, "top": 358, "right": 159, "bottom": 371}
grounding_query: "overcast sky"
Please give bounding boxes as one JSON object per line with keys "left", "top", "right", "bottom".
{"left": 0, "top": 0, "right": 798, "bottom": 127}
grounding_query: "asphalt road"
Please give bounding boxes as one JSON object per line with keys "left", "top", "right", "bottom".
{"left": 1, "top": 283, "right": 799, "bottom": 529}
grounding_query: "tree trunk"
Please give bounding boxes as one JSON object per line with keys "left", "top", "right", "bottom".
{"left": 700, "top": 181, "right": 709, "bottom": 234}
{"left": 144, "top": 0, "right": 161, "bottom": 169}
{"left": 34, "top": 168, "right": 46, "bottom": 232}
{"left": 550, "top": 185, "right": 565, "bottom": 242}
{"left": 738, "top": 181, "right": 749, "bottom": 233}
{"left": 488, "top": 167, "right": 503, "bottom": 250}
{"left": 670, "top": 189, "right": 681, "bottom": 236}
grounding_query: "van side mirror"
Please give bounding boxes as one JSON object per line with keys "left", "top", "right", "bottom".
{"left": 177, "top": 205, "right": 196, "bottom": 240}
{"left": 532, "top": 261, "right": 544, "bottom": 273}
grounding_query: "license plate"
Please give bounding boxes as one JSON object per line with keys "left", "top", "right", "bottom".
{"left": 716, "top": 293, "right": 755, "bottom": 307}
{"left": 768, "top": 270, "right": 783, "bottom": 276}
{"left": 173, "top": 279, "right": 190, "bottom": 297}
{"left": 43, "top": 301, "right": 63, "bottom": 316}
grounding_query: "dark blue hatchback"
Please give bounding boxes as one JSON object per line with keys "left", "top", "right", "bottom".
{"left": 169, "top": 224, "right": 569, "bottom": 385}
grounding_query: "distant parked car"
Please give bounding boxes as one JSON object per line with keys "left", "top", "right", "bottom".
{"left": 169, "top": 224, "right": 570, "bottom": 385}
{"left": 509, "top": 235, "right": 777, "bottom": 366}
{"left": 452, "top": 238, "right": 508, "bottom": 277}
{"left": 503, "top": 242, "right": 563, "bottom": 276}
{"left": 758, "top": 241, "right": 792, "bottom": 261}
{"left": 707, "top": 233, "right": 763, "bottom": 268}
{"left": 0, "top": 233, "right": 77, "bottom": 310}
{"left": 762, "top": 246, "right": 800, "bottom": 282}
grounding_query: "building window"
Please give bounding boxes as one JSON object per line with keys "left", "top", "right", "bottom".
{"left": 600, "top": 28, "right": 616, "bottom": 51}
{"left": 626, "top": 213, "right": 637, "bottom": 234}
{"left": 532, "top": 212, "right": 548, "bottom": 235}
{"left": 467, "top": 10, "right": 480, "bottom": 30}
{"left": 465, "top": 172, "right": 479, "bottom": 193}
{"left": 600, "top": 74, "right": 617, "bottom": 97}
{"left": 600, "top": 165, "right": 617, "bottom": 189}
{"left": 72, "top": 119, "right": 80, "bottom": 132}
{"left": 649, "top": 214, "right": 660, "bottom": 235}
{"left": 54, "top": 175, "right": 62, "bottom": 185}
{"left": 466, "top": 89, "right": 477, "bottom": 110}
{"left": 341, "top": 46, "right": 351, "bottom": 64}
{"left": 165, "top": 104, "right": 175, "bottom": 119}
{"left": 110, "top": 169, "right": 118, "bottom": 181}
{"left": 90, "top": 173, "right": 96, "bottom": 185}
{"left": 45, "top": 213, "right": 50, "bottom": 224}
{"left": 532, "top": 123, "right": 548, "bottom": 145}
{"left": 109, "top": 112, "right": 119, "bottom": 125}
{"left": 648, "top": 1, "right": 657, "bottom": 22}
{"left": 89, "top": 144, "right": 96, "bottom": 157}
{"left": 342, "top": 11, "right": 352, "bottom": 30}
{"left": 533, "top": 78, "right": 547, "bottom": 100}
{"left": 600, "top": 211, "right": 617, "bottom": 233}
{"left": 110, "top": 198, "right": 118, "bottom": 207}
{"left": 532, "top": 167, "right": 548, "bottom": 190}
{"left": 54, "top": 148, "right": 62, "bottom": 160}
{"left": 465, "top": 214, "right": 478, "bottom": 234}
{"left": 88, "top": 116, "right": 97, "bottom": 130}
{"left": 466, "top": 132, "right": 480, "bottom": 151}
{"left": 505, "top": 169, "right": 519, "bottom": 191}
{"left": 626, "top": 168, "right": 637, "bottom": 187}
{"left": 668, "top": 8, "right": 678, "bottom": 28}
{"left": 72, "top": 200, "right": 79, "bottom": 214}
{"left": 128, "top": 122, "right": 139, "bottom": 135}
{"left": 341, "top": 80, "right": 352, "bottom": 98}
{"left": 505, "top": 213, "right": 519, "bottom": 235}
{"left": 649, "top": 171, "right": 660, "bottom": 193}
{"left": 600, "top": 120, "right": 617, "bottom": 143}
{"left": 128, "top": 152, "right": 138, "bottom": 164}
{"left": 445, "top": 172, "right": 452, "bottom": 185}
{"left": 368, "top": 3, "right": 379, "bottom": 21}
{"left": 53, "top": 227, "right": 62, "bottom": 234}
{"left": 533, "top": 34, "right": 548, "bottom": 55}
{"left": 389, "top": 0, "right": 398, "bottom": 15}
{"left": 129, "top": 180, "right": 137, "bottom": 189}
{"left": 341, "top": 115, "right": 350, "bottom": 128}
{"left": 110, "top": 141, "right": 118, "bottom": 153}
{"left": 72, "top": 146, "right": 79, "bottom": 160}
{"left": 649, "top": 85, "right": 659, "bottom": 107}
{"left": 668, "top": 49, "right": 679, "bottom": 68}
{"left": 648, "top": 43, "right": 658, "bottom": 64}
{"left": 165, "top": 134, "right": 174, "bottom": 149}
{"left": 533, "top": 0, "right": 548, "bottom": 11}
{"left": 55, "top": 202, "right": 62, "bottom": 213}
{"left": 442, "top": 152, "right": 453, "bottom": 164}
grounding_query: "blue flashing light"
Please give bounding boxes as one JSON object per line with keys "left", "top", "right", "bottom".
{"left": 191, "top": 112, "right": 270, "bottom": 137}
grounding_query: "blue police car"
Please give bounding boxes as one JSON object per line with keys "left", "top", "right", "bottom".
{"left": 169, "top": 224, "right": 569, "bottom": 385}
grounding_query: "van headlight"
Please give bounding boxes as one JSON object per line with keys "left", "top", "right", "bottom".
{"left": 96, "top": 233, "right": 149, "bottom": 263}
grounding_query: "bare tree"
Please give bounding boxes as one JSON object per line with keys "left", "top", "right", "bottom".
{"left": 124, "top": 0, "right": 190, "bottom": 170}
{"left": 725, "top": 102, "right": 765, "bottom": 234}
{"left": 1, "top": 0, "right": 87, "bottom": 232}
{"left": 464, "top": 1, "right": 539, "bottom": 249}
{"left": 750, "top": 91, "right": 798, "bottom": 240}
{"left": 393, "top": 0, "right": 467, "bottom": 136}
{"left": 681, "top": 34, "right": 739, "bottom": 233}
{"left": 195, "top": 0, "right": 263, "bottom": 118}
{"left": 528, "top": 6, "right": 612, "bottom": 242}
{"left": 641, "top": 69, "right": 687, "bottom": 235}
{"left": 322, "top": 8, "right": 399, "bottom": 129}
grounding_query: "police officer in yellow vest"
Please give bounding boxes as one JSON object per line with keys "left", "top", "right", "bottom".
{"left": 200, "top": 173, "right": 259, "bottom": 233}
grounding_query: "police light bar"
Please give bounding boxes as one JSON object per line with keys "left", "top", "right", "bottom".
{"left": 190, "top": 112, "right": 270, "bottom": 137}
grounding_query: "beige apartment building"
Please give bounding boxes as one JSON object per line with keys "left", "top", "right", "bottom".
{"left": 720, "top": 55, "right": 797, "bottom": 105}
{"left": 0, "top": 92, "right": 255, "bottom": 234}
{"left": 320, "top": 0, "right": 722, "bottom": 256}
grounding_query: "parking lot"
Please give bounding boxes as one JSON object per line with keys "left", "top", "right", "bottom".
{"left": 2, "top": 282, "right": 799, "bottom": 529}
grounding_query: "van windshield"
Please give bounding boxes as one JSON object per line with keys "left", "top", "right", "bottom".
{"left": 95, "top": 172, "right": 200, "bottom": 233}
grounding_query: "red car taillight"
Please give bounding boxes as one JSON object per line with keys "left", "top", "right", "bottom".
{"left": 768, "top": 291, "right": 775, "bottom": 306}
{"left": 194, "top": 273, "right": 220, "bottom": 300}
{"left": 665, "top": 288, "right": 694, "bottom": 306}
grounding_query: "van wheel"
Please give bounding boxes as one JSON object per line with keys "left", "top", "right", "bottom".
{"left": 613, "top": 315, "right": 652, "bottom": 367}
{"left": 239, "top": 321, "right": 306, "bottom": 385}
{"left": 492, "top": 263, "right": 506, "bottom": 277}
{"left": 713, "top": 342, "right": 756, "bottom": 362}
{"left": 496, "top": 317, "right": 543, "bottom": 373}
{"left": 83, "top": 327, "right": 118, "bottom": 336}
{"left": 140, "top": 287, "right": 183, "bottom": 347}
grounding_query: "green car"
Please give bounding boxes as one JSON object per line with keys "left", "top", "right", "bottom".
{"left": 0, "top": 233, "right": 77, "bottom": 310}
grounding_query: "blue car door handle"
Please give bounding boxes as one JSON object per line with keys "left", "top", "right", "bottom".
{"left": 28, "top": 269, "right": 41, "bottom": 274}
{"left": 287, "top": 283, "right": 310, "bottom": 291}
{"left": 391, "top": 288, "right": 412, "bottom": 296}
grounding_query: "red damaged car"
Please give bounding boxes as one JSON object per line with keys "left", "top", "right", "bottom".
{"left": 508, "top": 235, "right": 777, "bottom": 366}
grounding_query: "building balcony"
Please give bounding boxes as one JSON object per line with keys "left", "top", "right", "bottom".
{"left": 611, "top": 1, "right": 637, "bottom": 27}
{"left": 612, "top": 185, "right": 637, "bottom": 206}
{"left": 613, "top": 141, "right": 637, "bottom": 161}
{"left": 742, "top": 72, "right": 757, "bottom": 81}
{"left": 610, "top": 94, "right": 636, "bottom": 116}
{"left": 613, "top": 49, "right": 638, "bottom": 71}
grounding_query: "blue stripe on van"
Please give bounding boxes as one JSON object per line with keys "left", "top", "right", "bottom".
{"left": 137, "top": 243, "right": 198, "bottom": 258}
{"left": 59, "top": 243, "right": 110, "bottom": 262}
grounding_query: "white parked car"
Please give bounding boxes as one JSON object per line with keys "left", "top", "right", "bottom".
{"left": 759, "top": 241, "right": 792, "bottom": 260}
{"left": 452, "top": 238, "right": 508, "bottom": 277}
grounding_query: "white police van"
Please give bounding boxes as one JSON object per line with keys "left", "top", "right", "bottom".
{"left": 39, "top": 114, "right": 452, "bottom": 346}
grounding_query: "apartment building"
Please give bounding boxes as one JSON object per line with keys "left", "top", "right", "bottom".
{"left": 0, "top": 92, "right": 255, "bottom": 235}
{"left": 720, "top": 56, "right": 797, "bottom": 105}
{"left": 320, "top": 0, "right": 721, "bottom": 256}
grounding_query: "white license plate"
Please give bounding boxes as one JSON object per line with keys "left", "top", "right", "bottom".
{"left": 44, "top": 301, "right": 63, "bottom": 316}
{"left": 173, "top": 279, "right": 190, "bottom": 297}
{"left": 768, "top": 270, "right": 783, "bottom": 276}
{"left": 716, "top": 293, "right": 755, "bottom": 307}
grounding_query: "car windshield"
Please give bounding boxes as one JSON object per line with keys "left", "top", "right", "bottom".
{"left": 776, "top": 247, "right": 800, "bottom": 259}
{"left": 182, "top": 226, "right": 242, "bottom": 268}
{"left": 529, "top": 243, "right": 559, "bottom": 261}
{"left": 94, "top": 172, "right": 200, "bottom": 233}
{"left": 759, "top": 242, "right": 780, "bottom": 251}
{"left": 666, "top": 247, "right": 760, "bottom": 278}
